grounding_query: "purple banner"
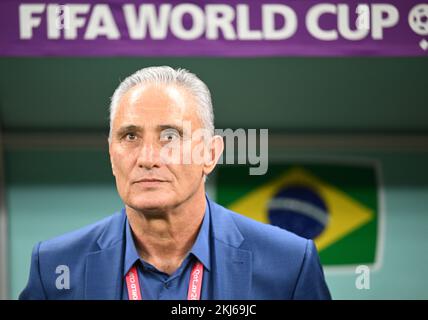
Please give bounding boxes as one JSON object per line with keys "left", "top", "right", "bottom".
{"left": 0, "top": 0, "right": 428, "bottom": 56}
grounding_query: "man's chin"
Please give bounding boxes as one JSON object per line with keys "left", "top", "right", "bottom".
{"left": 128, "top": 196, "right": 173, "bottom": 214}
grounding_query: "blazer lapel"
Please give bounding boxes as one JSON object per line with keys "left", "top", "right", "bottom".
{"left": 84, "top": 211, "right": 126, "bottom": 300}
{"left": 212, "top": 241, "right": 252, "bottom": 300}
{"left": 208, "top": 197, "right": 253, "bottom": 300}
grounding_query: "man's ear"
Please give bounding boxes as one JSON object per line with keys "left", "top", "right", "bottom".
{"left": 108, "top": 142, "right": 116, "bottom": 177}
{"left": 203, "top": 135, "right": 224, "bottom": 176}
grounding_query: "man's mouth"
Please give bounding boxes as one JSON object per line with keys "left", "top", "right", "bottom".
{"left": 133, "top": 178, "right": 169, "bottom": 186}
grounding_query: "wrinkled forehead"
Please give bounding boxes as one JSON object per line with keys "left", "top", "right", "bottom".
{"left": 113, "top": 83, "right": 200, "bottom": 126}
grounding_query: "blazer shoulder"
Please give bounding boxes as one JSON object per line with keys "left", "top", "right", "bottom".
{"left": 211, "top": 200, "right": 308, "bottom": 253}
{"left": 210, "top": 201, "right": 331, "bottom": 299}
{"left": 38, "top": 211, "right": 124, "bottom": 256}
{"left": 20, "top": 211, "right": 125, "bottom": 300}
{"left": 235, "top": 212, "right": 306, "bottom": 250}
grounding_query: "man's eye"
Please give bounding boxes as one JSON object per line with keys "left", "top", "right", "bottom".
{"left": 160, "top": 129, "right": 180, "bottom": 142}
{"left": 125, "top": 133, "right": 137, "bottom": 141}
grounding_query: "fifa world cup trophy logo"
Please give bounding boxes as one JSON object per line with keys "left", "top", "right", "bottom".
{"left": 408, "top": 4, "right": 428, "bottom": 51}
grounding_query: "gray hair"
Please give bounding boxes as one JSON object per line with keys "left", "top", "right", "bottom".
{"left": 109, "top": 66, "right": 214, "bottom": 140}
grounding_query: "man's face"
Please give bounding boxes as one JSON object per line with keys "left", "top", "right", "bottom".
{"left": 109, "top": 83, "right": 211, "bottom": 213}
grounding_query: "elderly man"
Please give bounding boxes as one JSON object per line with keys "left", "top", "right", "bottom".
{"left": 20, "top": 66, "right": 331, "bottom": 300}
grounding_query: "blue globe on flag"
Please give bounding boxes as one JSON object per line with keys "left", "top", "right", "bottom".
{"left": 268, "top": 185, "right": 329, "bottom": 240}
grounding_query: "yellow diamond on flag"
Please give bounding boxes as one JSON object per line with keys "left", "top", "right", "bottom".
{"left": 228, "top": 167, "right": 374, "bottom": 251}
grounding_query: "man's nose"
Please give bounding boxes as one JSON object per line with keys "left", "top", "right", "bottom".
{"left": 137, "top": 140, "right": 161, "bottom": 169}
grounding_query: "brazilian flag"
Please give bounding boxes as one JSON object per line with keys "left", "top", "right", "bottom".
{"left": 215, "top": 163, "right": 380, "bottom": 267}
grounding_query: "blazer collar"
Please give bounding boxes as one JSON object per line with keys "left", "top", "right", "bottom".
{"left": 85, "top": 210, "right": 126, "bottom": 300}
{"left": 208, "top": 195, "right": 245, "bottom": 248}
{"left": 207, "top": 196, "right": 253, "bottom": 300}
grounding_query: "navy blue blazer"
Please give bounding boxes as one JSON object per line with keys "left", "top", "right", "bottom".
{"left": 19, "top": 197, "right": 331, "bottom": 300}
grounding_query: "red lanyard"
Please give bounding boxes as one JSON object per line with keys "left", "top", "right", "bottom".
{"left": 125, "top": 261, "right": 204, "bottom": 300}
